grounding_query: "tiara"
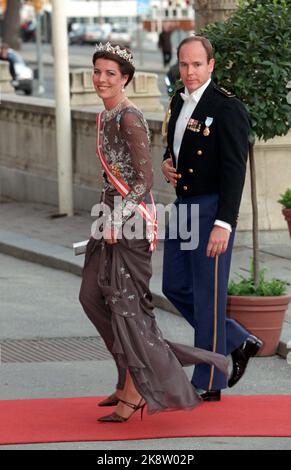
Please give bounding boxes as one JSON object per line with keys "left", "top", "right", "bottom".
{"left": 95, "top": 42, "right": 135, "bottom": 65}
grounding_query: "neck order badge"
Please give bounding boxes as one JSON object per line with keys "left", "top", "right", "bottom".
{"left": 203, "top": 116, "right": 213, "bottom": 136}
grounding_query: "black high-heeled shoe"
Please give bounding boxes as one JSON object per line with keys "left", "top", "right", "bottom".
{"left": 98, "top": 397, "right": 146, "bottom": 423}
{"left": 98, "top": 393, "right": 119, "bottom": 407}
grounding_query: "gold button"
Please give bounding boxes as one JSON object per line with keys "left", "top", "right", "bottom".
{"left": 177, "top": 173, "right": 182, "bottom": 179}
{"left": 188, "top": 168, "right": 194, "bottom": 174}
{"left": 183, "top": 186, "right": 188, "bottom": 191}
{"left": 197, "top": 150, "right": 203, "bottom": 156}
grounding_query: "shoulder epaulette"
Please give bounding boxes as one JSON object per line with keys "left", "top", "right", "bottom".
{"left": 162, "top": 82, "right": 184, "bottom": 136}
{"left": 214, "top": 84, "right": 235, "bottom": 98}
{"left": 169, "top": 79, "right": 184, "bottom": 99}
{"left": 161, "top": 96, "right": 173, "bottom": 137}
{"left": 173, "top": 83, "right": 184, "bottom": 97}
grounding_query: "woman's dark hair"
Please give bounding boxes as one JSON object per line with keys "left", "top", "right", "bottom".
{"left": 92, "top": 46, "right": 135, "bottom": 87}
{"left": 177, "top": 36, "right": 214, "bottom": 63}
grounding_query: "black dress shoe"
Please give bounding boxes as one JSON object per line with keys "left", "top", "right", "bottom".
{"left": 199, "top": 390, "right": 221, "bottom": 402}
{"left": 228, "top": 335, "right": 263, "bottom": 388}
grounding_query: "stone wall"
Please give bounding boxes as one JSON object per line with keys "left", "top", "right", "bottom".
{"left": 0, "top": 94, "right": 168, "bottom": 212}
{"left": 0, "top": 60, "right": 14, "bottom": 94}
{"left": 0, "top": 94, "right": 290, "bottom": 239}
{"left": 70, "top": 69, "right": 163, "bottom": 112}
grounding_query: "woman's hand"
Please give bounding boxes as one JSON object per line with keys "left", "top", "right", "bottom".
{"left": 103, "top": 225, "right": 118, "bottom": 245}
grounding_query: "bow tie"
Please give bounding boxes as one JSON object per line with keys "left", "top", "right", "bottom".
{"left": 180, "top": 92, "right": 196, "bottom": 103}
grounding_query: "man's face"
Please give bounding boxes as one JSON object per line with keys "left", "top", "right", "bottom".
{"left": 178, "top": 41, "right": 215, "bottom": 93}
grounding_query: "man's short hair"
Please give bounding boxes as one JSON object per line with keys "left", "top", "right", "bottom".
{"left": 177, "top": 36, "right": 214, "bottom": 63}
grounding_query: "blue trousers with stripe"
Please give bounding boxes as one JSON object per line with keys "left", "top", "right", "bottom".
{"left": 162, "top": 194, "right": 249, "bottom": 391}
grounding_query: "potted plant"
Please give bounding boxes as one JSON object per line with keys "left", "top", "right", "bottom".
{"left": 201, "top": 0, "right": 291, "bottom": 355}
{"left": 227, "top": 265, "right": 290, "bottom": 356}
{"left": 278, "top": 188, "right": 291, "bottom": 238}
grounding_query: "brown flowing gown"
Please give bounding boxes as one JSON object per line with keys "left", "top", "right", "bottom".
{"left": 79, "top": 104, "right": 228, "bottom": 414}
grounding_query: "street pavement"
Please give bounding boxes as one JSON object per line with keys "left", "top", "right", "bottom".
{"left": 21, "top": 39, "right": 167, "bottom": 74}
{"left": 0, "top": 198, "right": 290, "bottom": 450}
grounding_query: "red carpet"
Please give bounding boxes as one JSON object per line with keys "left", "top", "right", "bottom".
{"left": 1, "top": 395, "right": 291, "bottom": 445}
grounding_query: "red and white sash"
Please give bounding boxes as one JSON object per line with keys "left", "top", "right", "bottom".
{"left": 96, "top": 112, "right": 157, "bottom": 252}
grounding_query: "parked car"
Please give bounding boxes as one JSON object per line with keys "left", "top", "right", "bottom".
{"left": 20, "top": 19, "right": 36, "bottom": 42}
{"left": 69, "top": 24, "right": 104, "bottom": 45}
{"left": 68, "top": 22, "right": 84, "bottom": 44}
{"left": 0, "top": 48, "right": 33, "bottom": 95}
{"left": 108, "top": 26, "right": 132, "bottom": 48}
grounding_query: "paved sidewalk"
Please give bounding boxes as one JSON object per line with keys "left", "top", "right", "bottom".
{"left": 0, "top": 198, "right": 290, "bottom": 354}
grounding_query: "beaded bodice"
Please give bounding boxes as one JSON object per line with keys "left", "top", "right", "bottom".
{"left": 99, "top": 105, "right": 153, "bottom": 230}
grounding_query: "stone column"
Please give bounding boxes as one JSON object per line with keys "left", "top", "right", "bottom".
{"left": 0, "top": 60, "right": 14, "bottom": 95}
{"left": 194, "top": 0, "right": 238, "bottom": 33}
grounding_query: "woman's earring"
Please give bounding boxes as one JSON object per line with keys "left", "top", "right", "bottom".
{"left": 121, "top": 87, "right": 125, "bottom": 93}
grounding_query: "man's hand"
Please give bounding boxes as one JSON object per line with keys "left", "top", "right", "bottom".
{"left": 162, "top": 158, "right": 179, "bottom": 188}
{"left": 103, "top": 225, "right": 118, "bottom": 245}
{"left": 206, "top": 226, "right": 230, "bottom": 257}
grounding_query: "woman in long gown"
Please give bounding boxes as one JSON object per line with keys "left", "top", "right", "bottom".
{"left": 79, "top": 42, "right": 228, "bottom": 423}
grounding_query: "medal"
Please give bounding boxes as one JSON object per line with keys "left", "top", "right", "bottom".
{"left": 203, "top": 116, "right": 213, "bottom": 136}
{"left": 110, "top": 164, "right": 121, "bottom": 178}
{"left": 187, "top": 118, "right": 202, "bottom": 133}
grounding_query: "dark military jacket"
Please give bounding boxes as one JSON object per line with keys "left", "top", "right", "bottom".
{"left": 163, "top": 80, "right": 250, "bottom": 226}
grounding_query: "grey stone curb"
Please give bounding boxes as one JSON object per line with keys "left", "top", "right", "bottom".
{"left": 0, "top": 230, "right": 83, "bottom": 276}
{"left": 0, "top": 229, "right": 177, "bottom": 314}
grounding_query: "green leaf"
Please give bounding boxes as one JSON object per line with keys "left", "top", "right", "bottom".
{"left": 202, "top": 1, "right": 291, "bottom": 141}
{"left": 228, "top": 263, "right": 289, "bottom": 296}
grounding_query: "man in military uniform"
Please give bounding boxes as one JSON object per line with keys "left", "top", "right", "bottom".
{"left": 162, "top": 36, "right": 262, "bottom": 401}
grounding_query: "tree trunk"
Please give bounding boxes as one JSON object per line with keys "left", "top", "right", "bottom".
{"left": 194, "top": 0, "right": 238, "bottom": 33}
{"left": 249, "top": 142, "right": 259, "bottom": 288}
{"left": 2, "top": 0, "right": 21, "bottom": 50}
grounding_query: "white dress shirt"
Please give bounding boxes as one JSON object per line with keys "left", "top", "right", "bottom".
{"left": 173, "top": 78, "right": 232, "bottom": 233}
{"left": 173, "top": 78, "right": 211, "bottom": 162}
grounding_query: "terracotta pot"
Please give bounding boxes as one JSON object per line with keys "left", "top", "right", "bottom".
{"left": 282, "top": 208, "right": 291, "bottom": 238}
{"left": 227, "top": 295, "right": 291, "bottom": 356}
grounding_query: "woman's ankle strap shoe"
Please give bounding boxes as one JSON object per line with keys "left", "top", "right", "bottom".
{"left": 98, "top": 397, "right": 146, "bottom": 423}
{"left": 98, "top": 393, "right": 119, "bottom": 407}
